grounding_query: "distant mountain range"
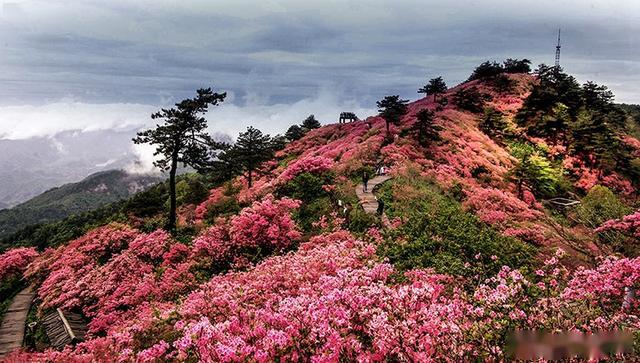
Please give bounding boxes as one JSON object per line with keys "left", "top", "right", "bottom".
{"left": 0, "top": 169, "right": 162, "bottom": 238}
{"left": 0, "top": 128, "right": 141, "bottom": 209}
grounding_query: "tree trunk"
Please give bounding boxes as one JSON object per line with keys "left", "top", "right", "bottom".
{"left": 167, "top": 152, "right": 178, "bottom": 231}
{"left": 386, "top": 121, "right": 390, "bottom": 134}
{"left": 433, "top": 93, "right": 437, "bottom": 103}
{"left": 247, "top": 169, "right": 253, "bottom": 188}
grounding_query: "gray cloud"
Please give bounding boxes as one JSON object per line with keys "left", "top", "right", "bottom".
{"left": 0, "top": 0, "right": 638, "bottom": 129}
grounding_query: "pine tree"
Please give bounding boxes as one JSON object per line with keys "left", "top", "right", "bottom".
{"left": 377, "top": 95, "right": 409, "bottom": 133}
{"left": 480, "top": 107, "right": 510, "bottom": 138}
{"left": 232, "top": 126, "right": 275, "bottom": 188}
{"left": 412, "top": 109, "right": 442, "bottom": 145}
{"left": 133, "top": 88, "right": 226, "bottom": 231}
{"left": 285, "top": 124, "right": 304, "bottom": 142}
{"left": 418, "top": 76, "right": 447, "bottom": 102}
{"left": 301, "top": 114, "right": 321, "bottom": 131}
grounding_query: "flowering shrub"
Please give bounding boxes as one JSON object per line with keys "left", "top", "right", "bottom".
{"left": 596, "top": 210, "right": 640, "bottom": 239}
{"left": 463, "top": 187, "right": 540, "bottom": 227}
{"left": 277, "top": 155, "right": 334, "bottom": 182}
{"left": 192, "top": 195, "right": 301, "bottom": 268}
{"left": 0, "top": 247, "right": 38, "bottom": 281}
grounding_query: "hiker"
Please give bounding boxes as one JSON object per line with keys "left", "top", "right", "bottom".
{"left": 376, "top": 197, "right": 385, "bottom": 215}
{"left": 362, "top": 170, "right": 370, "bottom": 192}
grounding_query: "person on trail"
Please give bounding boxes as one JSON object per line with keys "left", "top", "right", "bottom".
{"left": 376, "top": 197, "right": 385, "bottom": 215}
{"left": 362, "top": 170, "right": 370, "bottom": 192}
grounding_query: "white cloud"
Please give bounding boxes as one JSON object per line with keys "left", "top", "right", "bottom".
{"left": 0, "top": 91, "right": 375, "bottom": 172}
{"left": 0, "top": 102, "right": 156, "bottom": 140}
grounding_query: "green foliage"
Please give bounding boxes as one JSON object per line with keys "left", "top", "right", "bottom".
{"left": 468, "top": 61, "right": 504, "bottom": 81}
{"left": 277, "top": 172, "right": 334, "bottom": 232}
{"left": 377, "top": 95, "right": 409, "bottom": 132}
{"left": 503, "top": 58, "right": 532, "bottom": 73}
{"left": 285, "top": 124, "right": 304, "bottom": 142}
{"left": 418, "top": 76, "right": 447, "bottom": 101}
{"left": 480, "top": 107, "right": 511, "bottom": 139}
{"left": 0, "top": 170, "right": 160, "bottom": 239}
{"left": 0, "top": 173, "right": 212, "bottom": 251}
{"left": 469, "top": 59, "right": 531, "bottom": 81}
{"left": 508, "top": 143, "right": 565, "bottom": 198}
{"left": 491, "top": 74, "right": 516, "bottom": 94}
{"left": 577, "top": 185, "right": 632, "bottom": 251}
{"left": 175, "top": 173, "right": 210, "bottom": 206}
{"left": 300, "top": 114, "right": 321, "bottom": 131}
{"left": 516, "top": 65, "right": 636, "bottom": 178}
{"left": 411, "top": 109, "right": 442, "bottom": 146}
{"left": 577, "top": 185, "right": 630, "bottom": 227}
{"left": 453, "top": 86, "right": 491, "bottom": 113}
{"left": 618, "top": 103, "right": 640, "bottom": 139}
{"left": 0, "top": 276, "right": 25, "bottom": 324}
{"left": 378, "top": 177, "right": 535, "bottom": 281}
{"left": 133, "top": 87, "right": 226, "bottom": 230}
{"left": 24, "top": 302, "right": 50, "bottom": 351}
{"left": 216, "top": 126, "right": 276, "bottom": 188}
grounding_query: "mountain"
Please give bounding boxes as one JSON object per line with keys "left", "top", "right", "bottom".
{"left": 0, "top": 169, "right": 162, "bottom": 238}
{"left": 0, "top": 128, "right": 141, "bottom": 208}
{"left": 2, "top": 65, "right": 640, "bottom": 361}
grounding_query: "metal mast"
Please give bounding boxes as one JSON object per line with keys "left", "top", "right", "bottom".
{"left": 555, "top": 28, "right": 561, "bottom": 67}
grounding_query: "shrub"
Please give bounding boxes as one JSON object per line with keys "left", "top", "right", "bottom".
{"left": 453, "top": 87, "right": 491, "bottom": 113}
{"left": 577, "top": 186, "right": 631, "bottom": 229}
{"left": 278, "top": 171, "right": 334, "bottom": 232}
{"left": 378, "top": 179, "right": 535, "bottom": 281}
{"left": 480, "top": 107, "right": 511, "bottom": 139}
{"left": 578, "top": 186, "right": 633, "bottom": 252}
{"left": 468, "top": 61, "right": 504, "bottom": 81}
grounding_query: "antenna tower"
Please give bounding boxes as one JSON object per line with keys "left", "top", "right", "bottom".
{"left": 555, "top": 28, "right": 561, "bottom": 67}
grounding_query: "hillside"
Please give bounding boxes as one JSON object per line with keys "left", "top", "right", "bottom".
{"left": 0, "top": 170, "right": 161, "bottom": 238}
{"left": 1, "top": 64, "right": 640, "bottom": 361}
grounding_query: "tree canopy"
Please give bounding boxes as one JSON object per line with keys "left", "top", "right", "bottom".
{"left": 377, "top": 95, "right": 409, "bottom": 133}
{"left": 133, "top": 87, "right": 226, "bottom": 230}
{"left": 301, "top": 114, "right": 321, "bottom": 131}
{"left": 418, "top": 76, "right": 447, "bottom": 101}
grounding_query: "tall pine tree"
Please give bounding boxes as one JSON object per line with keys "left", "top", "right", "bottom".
{"left": 133, "top": 88, "right": 226, "bottom": 231}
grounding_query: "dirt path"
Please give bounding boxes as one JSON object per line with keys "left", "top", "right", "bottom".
{"left": 0, "top": 286, "right": 35, "bottom": 358}
{"left": 355, "top": 175, "right": 392, "bottom": 225}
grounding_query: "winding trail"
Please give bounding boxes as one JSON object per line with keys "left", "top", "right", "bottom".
{"left": 0, "top": 286, "right": 35, "bottom": 358}
{"left": 355, "top": 175, "right": 392, "bottom": 225}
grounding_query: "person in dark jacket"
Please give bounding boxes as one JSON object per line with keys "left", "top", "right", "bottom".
{"left": 362, "top": 170, "right": 370, "bottom": 192}
{"left": 376, "top": 197, "right": 385, "bottom": 215}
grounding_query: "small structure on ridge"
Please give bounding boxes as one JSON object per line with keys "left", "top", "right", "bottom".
{"left": 339, "top": 112, "right": 358, "bottom": 124}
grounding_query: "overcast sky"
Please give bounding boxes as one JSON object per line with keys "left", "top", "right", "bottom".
{"left": 0, "top": 0, "right": 639, "bottom": 140}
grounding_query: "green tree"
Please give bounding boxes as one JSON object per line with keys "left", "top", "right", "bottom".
{"left": 285, "top": 125, "right": 304, "bottom": 142}
{"left": 582, "top": 81, "right": 614, "bottom": 113}
{"left": 301, "top": 114, "right": 321, "bottom": 131}
{"left": 376, "top": 95, "right": 409, "bottom": 133}
{"left": 480, "top": 107, "right": 510, "bottom": 139}
{"left": 509, "top": 146, "right": 561, "bottom": 198}
{"left": 452, "top": 86, "right": 490, "bottom": 113}
{"left": 230, "top": 126, "right": 275, "bottom": 188}
{"left": 503, "top": 58, "right": 531, "bottom": 73}
{"left": 418, "top": 76, "right": 447, "bottom": 102}
{"left": 468, "top": 61, "right": 504, "bottom": 81}
{"left": 133, "top": 88, "right": 226, "bottom": 231}
{"left": 411, "top": 109, "right": 442, "bottom": 145}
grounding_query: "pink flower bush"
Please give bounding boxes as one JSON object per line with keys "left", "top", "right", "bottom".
{"left": 195, "top": 187, "right": 226, "bottom": 221}
{"left": 277, "top": 155, "right": 334, "bottom": 182}
{"left": 463, "top": 187, "right": 540, "bottom": 226}
{"left": 596, "top": 209, "right": 640, "bottom": 239}
{"left": 192, "top": 195, "right": 302, "bottom": 265}
{"left": 0, "top": 247, "right": 38, "bottom": 281}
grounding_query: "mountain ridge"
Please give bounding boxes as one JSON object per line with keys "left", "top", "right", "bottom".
{"left": 0, "top": 169, "right": 162, "bottom": 238}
